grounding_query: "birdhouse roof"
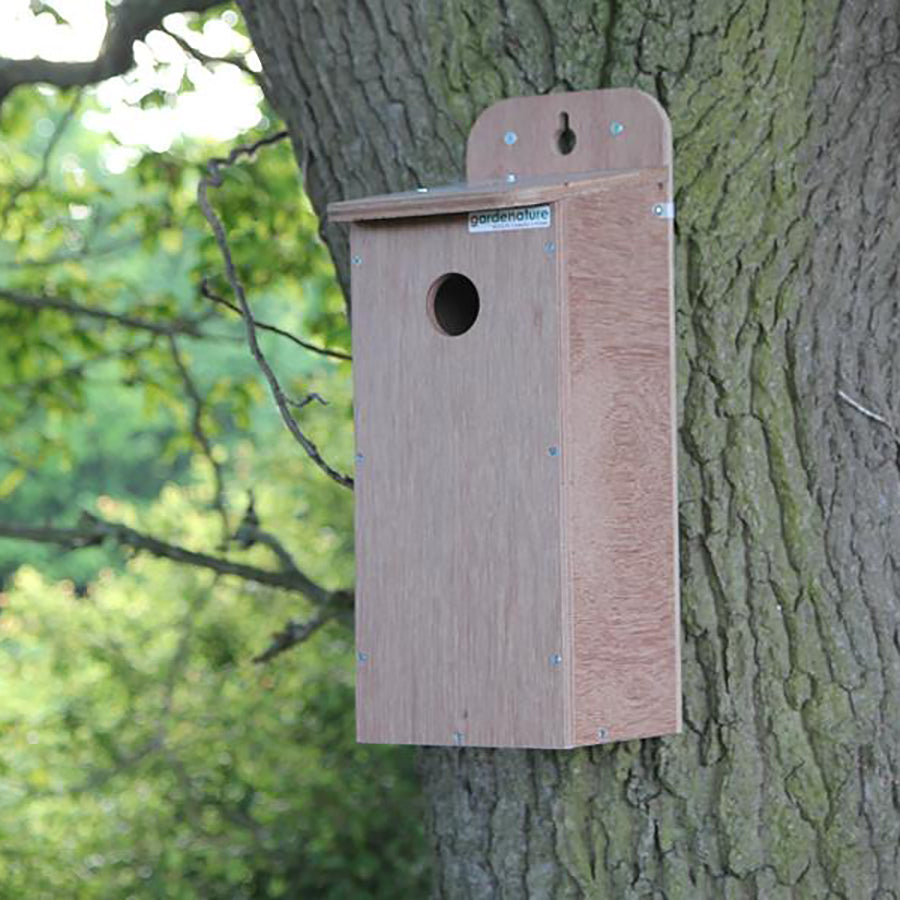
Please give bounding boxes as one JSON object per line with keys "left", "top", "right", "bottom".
{"left": 327, "top": 167, "right": 666, "bottom": 224}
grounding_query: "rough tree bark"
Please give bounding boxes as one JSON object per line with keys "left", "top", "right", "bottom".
{"left": 239, "top": 1, "right": 900, "bottom": 896}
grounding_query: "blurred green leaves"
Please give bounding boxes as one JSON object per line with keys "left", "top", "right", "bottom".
{"left": 0, "top": 7, "right": 427, "bottom": 897}
{"left": 0, "top": 483, "right": 426, "bottom": 897}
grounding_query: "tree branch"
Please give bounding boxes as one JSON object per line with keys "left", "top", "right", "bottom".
{"left": 0, "top": 288, "right": 206, "bottom": 338}
{"left": 236, "top": 525, "right": 302, "bottom": 573}
{"left": 200, "top": 279, "right": 351, "bottom": 361}
{"left": 287, "top": 392, "right": 328, "bottom": 411}
{"left": 230, "top": 491, "right": 307, "bottom": 574}
{"left": 252, "top": 612, "right": 333, "bottom": 664}
{"left": 197, "top": 132, "right": 354, "bottom": 490}
{"left": 253, "top": 591, "right": 353, "bottom": 663}
{"left": 0, "top": 513, "right": 333, "bottom": 605}
{"left": 159, "top": 24, "right": 266, "bottom": 90}
{"left": 0, "top": 0, "right": 227, "bottom": 106}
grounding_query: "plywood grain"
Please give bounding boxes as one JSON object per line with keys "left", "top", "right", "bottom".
{"left": 351, "top": 213, "right": 569, "bottom": 748}
{"left": 467, "top": 88, "right": 671, "bottom": 184}
{"left": 561, "top": 171, "right": 681, "bottom": 745}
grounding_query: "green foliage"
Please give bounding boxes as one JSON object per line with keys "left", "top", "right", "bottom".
{"left": 0, "top": 84, "right": 351, "bottom": 581}
{"left": 0, "top": 363, "right": 184, "bottom": 586}
{"left": 0, "top": 7, "right": 427, "bottom": 896}
{"left": 0, "top": 480, "right": 426, "bottom": 899}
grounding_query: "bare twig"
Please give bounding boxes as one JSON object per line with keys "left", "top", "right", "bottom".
{"left": 252, "top": 612, "right": 334, "bottom": 663}
{"left": 2, "top": 89, "right": 83, "bottom": 222}
{"left": 253, "top": 528, "right": 300, "bottom": 572}
{"left": 287, "top": 392, "right": 328, "bottom": 410}
{"left": 252, "top": 590, "right": 353, "bottom": 663}
{"left": 1, "top": 510, "right": 357, "bottom": 664}
{"left": 0, "top": 288, "right": 207, "bottom": 338}
{"left": 837, "top": 389, "right": 900, "bottom": 442}
{"left": 160, "top": 24, "right": 267, "bottom": 90}
{"left": 167, "top": 335, "right": 230, "bottom": 536}
{"left": 238, "top": 527, "right": 302, "bottom": 573}
{"left": 200, "top": 279, "right": 351, "bottom": 361}
{"left": 0, "top": 513, "right": 333, "bottom": 604}
{"left": 197, "top": 132, "right": 354, "bottom": 489}
{"left": 231, "top": 491, "right": 302, "bottom": 572}
{"left": 0, "top": 0, "right": 226, "bottom": 105}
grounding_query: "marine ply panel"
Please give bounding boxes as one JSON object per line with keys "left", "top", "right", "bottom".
{"left": 351, "top": 213, "right": 568, "bottom": 747}
{"left": 562, "top": 175, "right": 681, "bottom": 744}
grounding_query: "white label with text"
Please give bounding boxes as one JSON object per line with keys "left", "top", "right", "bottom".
{"left": 468, "top": 204, "right": 551, "bottom": 233}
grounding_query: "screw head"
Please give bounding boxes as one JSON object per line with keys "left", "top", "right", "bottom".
{"left": 355, "top": 452, "right": 364, "bottom": 463}
{"left": 504, "top": 131, "right": 518, "bottom": 145}
{"left": 651, "top": 201, "right": 675, "bottom": 220}
{"left": 543, "top": 241, "right": 556, "bottom": 253}
{"left": 610, "top": 121, "right": 625, "bottom": 136}
{"left": 548, "top": 445, "right": 560, "bottom": 457}
{"left": 351, "top": 255, "right": 362, "bottom": 265}
{"left": 506, "top": 173, "right": 517, "bottom": 183}
{"left": 550, "top": 653, "right": 562, "bottom": 667}
{"left": 597, "top": 727, "right": 609, "bottom": 741}
{"left": 357, "top": 651, "right": 368, "bottom": 663}
{"left": 452, "top": 731, "right": 465, "bottom": 746}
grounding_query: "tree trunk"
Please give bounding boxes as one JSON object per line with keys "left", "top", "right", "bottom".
{"left": 239, "top": 1, "right": 900, "bottom": 895}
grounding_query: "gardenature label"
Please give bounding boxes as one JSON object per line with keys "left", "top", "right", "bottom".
{"left": 468, "top": 204, "right": 551, "bottom": 233}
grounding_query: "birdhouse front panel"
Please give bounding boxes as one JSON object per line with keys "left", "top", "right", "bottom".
{"left": 350, "top": 212, "right": 570, "bottom": 748}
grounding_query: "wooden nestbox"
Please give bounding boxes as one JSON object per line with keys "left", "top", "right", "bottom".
{"left": 328, "top": 89, "right": 680, "bottom": 749}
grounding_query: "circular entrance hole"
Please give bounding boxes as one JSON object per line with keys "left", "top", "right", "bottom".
{"left": 428, "top": 272, "right": 480, "bottom": 336}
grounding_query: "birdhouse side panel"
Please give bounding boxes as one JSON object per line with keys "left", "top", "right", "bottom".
{"left": 561, "top": 173, "right": 681, "bottom": 745}
{"left": 350, "top": 214, "right": 570, "bottom": 748}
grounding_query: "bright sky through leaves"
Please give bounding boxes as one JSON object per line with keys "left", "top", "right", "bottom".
{"left": 0, "top": 0, "right": 264, "bottom": 161}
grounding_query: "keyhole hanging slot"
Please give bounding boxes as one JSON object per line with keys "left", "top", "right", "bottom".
{"left": 556, "top": 111, "right": 576, "bottom": 155}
